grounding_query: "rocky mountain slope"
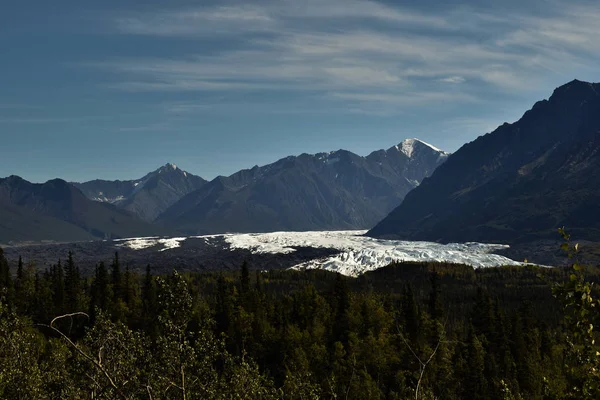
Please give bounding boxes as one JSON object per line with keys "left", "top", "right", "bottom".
{"left": 368, "top": 80, "right": 600, "bottom": 247}
{"left": 0, "top": 176, "right": 164, "bottom": 244}
{"left": 158, "top": 139, "right": 449, "bottom": 234}
{"left": 74, "top": 163, "right": 207, "bottom": 222}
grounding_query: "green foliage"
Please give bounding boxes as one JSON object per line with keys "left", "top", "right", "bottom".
{"left": 2, "top": 243, "right": 600, "bottom": 399}
{"left": 551, "top": 228, "right": 600, "bottom": 399}
{"left": 0, "top": 301, "right": 46, "bottom": 399}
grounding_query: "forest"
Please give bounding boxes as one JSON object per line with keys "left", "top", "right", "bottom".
{"left": 0, "top": 234, "right": 599, "bottom": 399}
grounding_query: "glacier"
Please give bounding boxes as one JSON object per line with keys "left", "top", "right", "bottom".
{"left": 115, "top": 230, "right": 534, "bottom": 277}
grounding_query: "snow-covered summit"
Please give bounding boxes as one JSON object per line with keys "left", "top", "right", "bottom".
{"left": 159, "top": 163, "right": 179, "bottom": 173}
{"left": 399, "top": 138, "right": 448, "bottom": 158}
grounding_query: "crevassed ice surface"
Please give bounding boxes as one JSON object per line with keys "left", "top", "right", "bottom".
{"left": 115, "top": 237, "right": 188, "bottom": 252}
{"left": 224, "top": 230, "right": 526, "bottom": 277}
{"left": 116, "top": 230, "right": 529, "bottom": 277}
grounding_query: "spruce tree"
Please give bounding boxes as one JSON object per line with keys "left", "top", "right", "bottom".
{"left": 428, "top": 269, "right": 443, "bottom": 322}
{"left": 52, "top": 260, "right": 66, "bottom": 315}
{"left": 332, "top": 273, "right": 350, "bottom": 344}
{"left": 402, "top": 284, "right": 419, "bottom": 346}
{"left": 90, "top": 261, "right": 110, "bottom": 322}
{"left": 0, "top": 248, "right": 13, "bottom": 309}
{"left": 141, "top": 264, "right": 157, "bottom": 332}
{"left": 15, "top": 256, "right": 24, "bottom": 313}
{"left": 19, "top": 262, "right": 36, "bottom": 317}
{"left": 123, "top": 265, "right": 132, "bottom": 308}
{"left": 240, "top": 261, "right": 250, "bottom": 298}
{"left": 111, "top": 252, "right": 122, "bottom": 303}
{"left": 215, "top": 274, "right": 232, "bottom": 335}
{"left": 466, "top": 326, "right": 488, "bottom": 400}
{"left": 34, "top": 270, "right": 54, "bottom": 323}
{"left": 64, "top": 251, "right": 81, "bottom": 313}
{"left": 0, "top": 248, "right": 9, "bottom": 291}
{"left": 16, "top": 256, "right": 24, "bottom": 284}
{"left": 255, "top": 270, "right": 263, "bottom": 294}
{"left": 471, "top": 287, "right": 494, "bottom": 341}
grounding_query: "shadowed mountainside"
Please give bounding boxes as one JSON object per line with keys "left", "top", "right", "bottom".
{"left": 157, "top": 139, "right": 448, "bottom": 234}
{"left": 369, "top": 80, "right": 600, "bottom": 247}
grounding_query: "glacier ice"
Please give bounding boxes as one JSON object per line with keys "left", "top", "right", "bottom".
{"left": 115, "top": 230, "right": 534, "bottom": 277}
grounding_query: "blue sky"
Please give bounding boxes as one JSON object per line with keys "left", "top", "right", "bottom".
{"left": 1, "top": 0, "right": 599, "bottom": 183}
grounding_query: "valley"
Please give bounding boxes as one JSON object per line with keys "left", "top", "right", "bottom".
{"left": 2, "top": 230, "right": 532, "bottom": 278}
{"left": 3, "top": 0, "right": 600, "bottom": 396}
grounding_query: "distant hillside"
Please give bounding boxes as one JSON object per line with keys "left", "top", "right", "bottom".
{"left": 158, "top": 139, "right": 449, "bottom": 234}
{"left": 74, "top": 163, "right": 207, "bottom": 222}
{"left": 0, "top": 176, "right": 165, "bottom": 244}
{"left": 368, "top": 80, "right": 600, "bottom": 245}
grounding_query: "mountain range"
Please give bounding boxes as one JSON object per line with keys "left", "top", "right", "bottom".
{"left": 0, "top": 138, "right": 448, "bottom": 244}
{"left": 0, "top": 176, "right": 162, "bottom": 244}
{"left": 2, "top": 78, "right": 600, "bottom": 269}
{"left": 368, "top": 80, "right": 600, "bottom": 249}
{"left": 158, "top": 138, "right": 449, "bottom": 234}
{"left": 73, "top": 163, "right": 207, "bottom": 222}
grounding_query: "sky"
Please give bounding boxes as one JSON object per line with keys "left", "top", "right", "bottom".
{"left": 1, "top": 0, "right": 599, "bottom": 183}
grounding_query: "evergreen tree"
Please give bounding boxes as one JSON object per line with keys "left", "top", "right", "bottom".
{"left": 14, "top": 256, "right": 25, "bottom": 312}
{"left": 471, "top": 287, "right": 494, "bottom": 341}
{"left": 52, "top": 260, "right": 66, "bottom": 315}
{"left": 428, "top": 269, "right": 443, "bottom": 322}
{"left": 466, "top": 327, "right": 488, "bottom": 400}
{"left": 402, "top": 284, "right": 419, "bottom": 346}
{"left": 110, "top": 252, "right": 127, "bottom": 321}
{"left": 64, "top": 251, "right": 81, "bottom": 313}
{"left": 240, "top": 260, "right": 250, "bottom": 298}
{"left": 141, "top": 264, "right": 157, "bottom": 333}
{"left": 332, "top": 273, "right": 350, "bottom": 344}
{"left": 16, "top": 256, "right": 24, "bottom": 283}
{"left": 123, "top": 264, "right": 133, "bottom": 308}
{"left": 0, "top": 248, "right": 10, "bottom": 292}
{"left": 19, "top": 262, "right": 36, "bottom": 317}
{"left": 215, "top": 274, "right": 233, "bottom": 337}
{"left": 34, "top": 270, "right": 54, "bottom": 323}
{"left": 492, "top": 301, "right": 517, "bottom": 389}
{"left": 255, "top": 270, "right": 263, "bottom": 294}
{"left": 89, "top": 261, "right": 110, "bottom": 321}
{"left": 111, "top": 252, "right": 122, "bottom": 303}
{"left": 1, "top": 245, "right": 595, "bottom": 398}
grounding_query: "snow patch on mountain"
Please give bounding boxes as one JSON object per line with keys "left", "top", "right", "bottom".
{"left": 400, "top": 139, "right": 417, "bottom": 157}
{"left": 399, "top": 138, "right": 448, "bottom": 158}
{"left": 92, "top": 194, "right": 125, "bottom": 203}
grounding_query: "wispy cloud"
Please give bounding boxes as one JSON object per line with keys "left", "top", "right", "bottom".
{"left": 117, "top": 121, "right": 174, "bottom": 132}
{"left": 95, "top": 0, "right": 600, "bottom": 114}
{"left": 0, "top": 104, "right": 41, "bottom": 110}
{"left": 439, "top": 76, "right": 466, "bottom": 84}
{"left": 114, "top": 5, "right": 275, "bottom": 37}
{"left": 113, "top": 0, "right": 451, "bottom": 37}
{"left": 0, "top": 116, "right": 99, "bottom": 124}
{"left": 328, "top": 90, "right": 476, "bottom": 106}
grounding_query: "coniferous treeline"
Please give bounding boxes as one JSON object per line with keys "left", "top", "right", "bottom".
{"left": 0, "top": 247, "right": 599, "bottom": 399}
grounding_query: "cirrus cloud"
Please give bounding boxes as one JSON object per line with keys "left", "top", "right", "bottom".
{"left": 93, "top": 0, "right": 600, "bottom": 115}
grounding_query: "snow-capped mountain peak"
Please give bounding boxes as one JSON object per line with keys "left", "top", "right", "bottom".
{"left": 158, "top": 163, "right": 179, "bottom": 173}
{"left": 398, "top": 138, "right": 446, "bottom": 158}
